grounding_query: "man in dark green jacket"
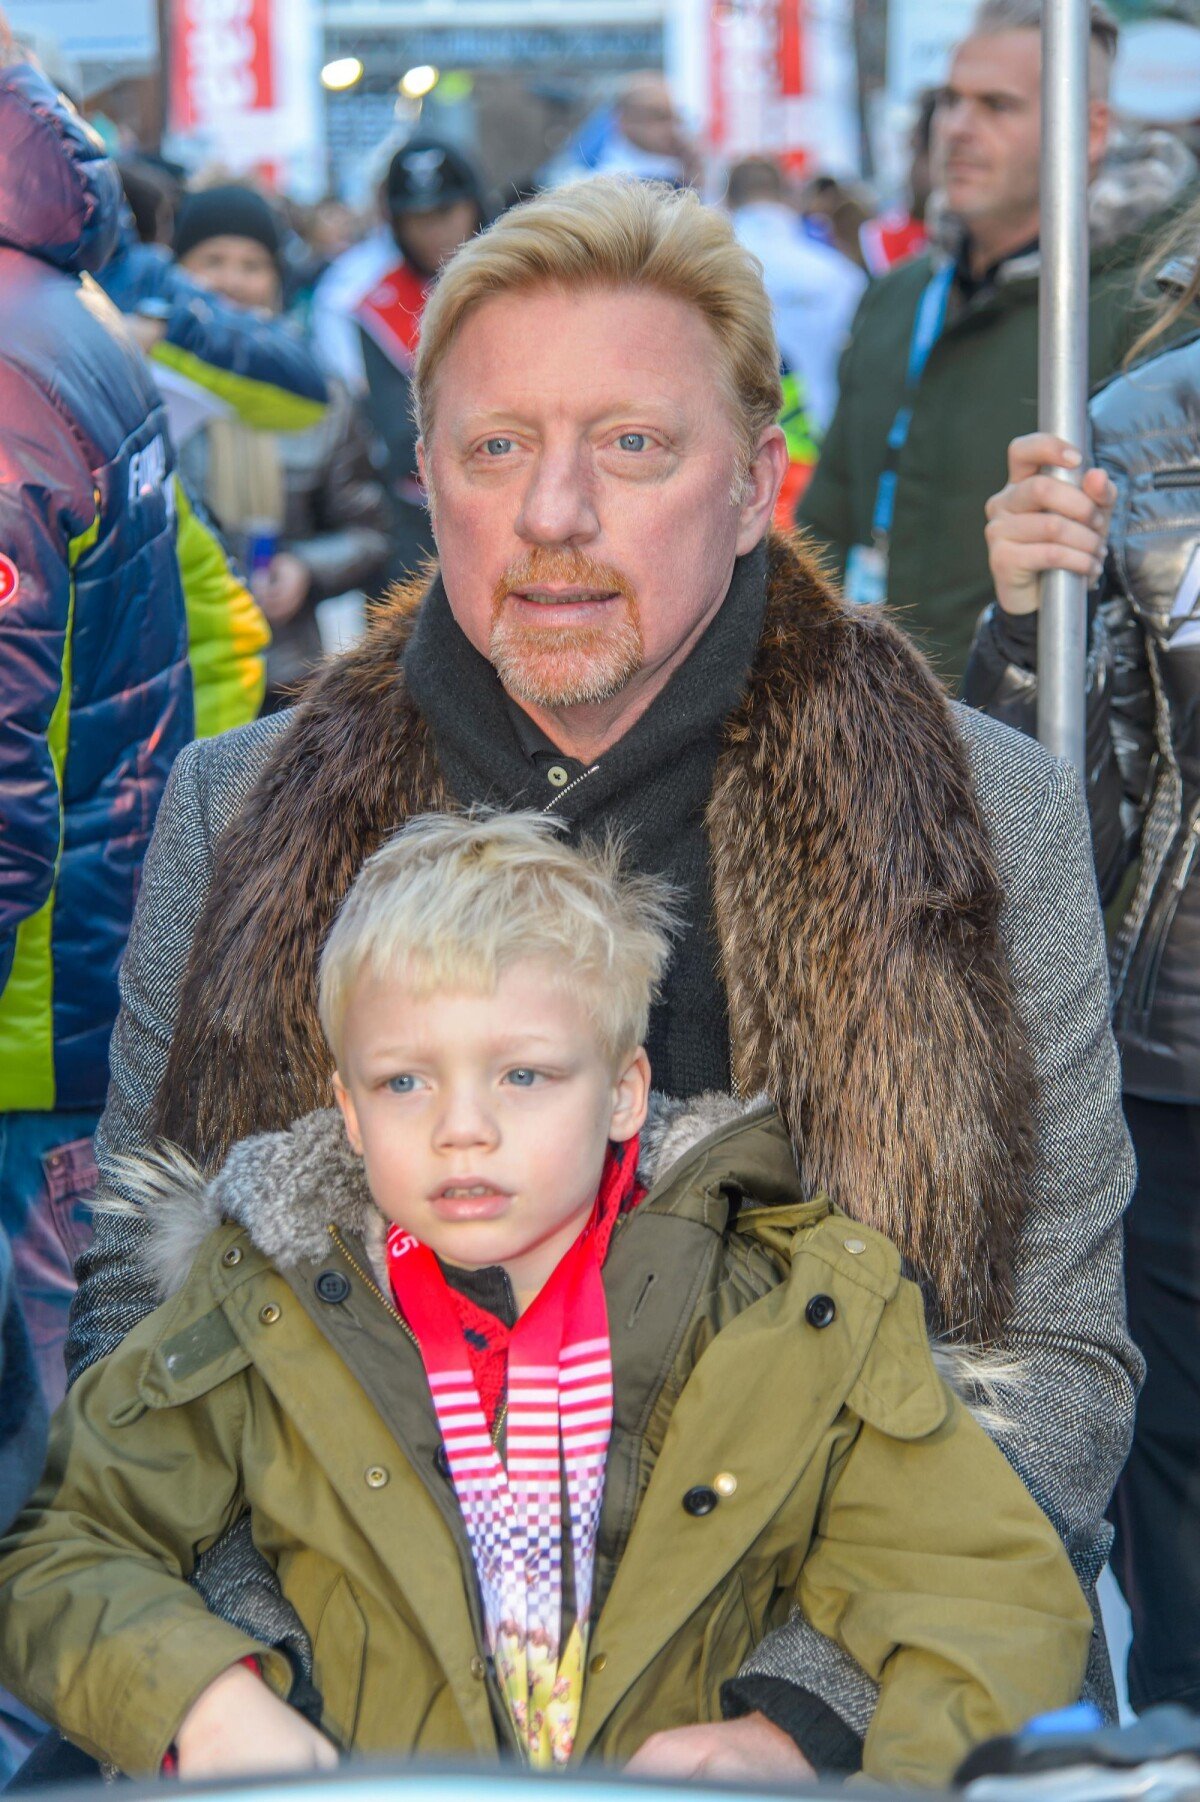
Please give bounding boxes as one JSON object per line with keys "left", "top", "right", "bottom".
{"left": 797, "top": 0, "right": 1190, "bottom": 691}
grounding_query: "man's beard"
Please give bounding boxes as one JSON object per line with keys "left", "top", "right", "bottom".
{"left": 489, "top": 549, "right": 644, "bottom": 709}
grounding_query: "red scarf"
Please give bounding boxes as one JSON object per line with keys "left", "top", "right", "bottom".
{"left": 387, "top": 1138, "right": 641, "bottom": 1765}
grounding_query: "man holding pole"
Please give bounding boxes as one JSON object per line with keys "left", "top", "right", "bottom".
{"left": 796, "top": 0, "right": 1191, "bottom": 691}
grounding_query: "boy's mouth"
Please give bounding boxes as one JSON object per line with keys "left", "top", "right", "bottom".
{"left": 430, "top": 1180, "right": 513, "bottom": 1222}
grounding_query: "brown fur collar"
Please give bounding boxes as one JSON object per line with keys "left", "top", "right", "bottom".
{"left": 157, "top": 533, "right": 1035, "bottom": 1340}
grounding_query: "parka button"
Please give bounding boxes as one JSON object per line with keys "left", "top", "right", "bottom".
{"left": 222, "top": 1245, "right": 242, "bottom": 1267}
{"left": 682, "top": 1485, "right": 719, "bottom": 1517}
{"left": 365, "top": 1465, "right": 389, "bottom": 1489}
{"left": 805, "top": 1294, "right": 836, "bottom": 1329}
{"left": 470, "top": 1655, "right": 487, "bottom": 1680}
{"left": 259, "top": 1302, "right": 281, "bottom": 1325}
{"left": 713, "top": 1471, "right": 738, "bottom": 1497}
{"left": 843, "top": 1238, "right": 866, "bottom": 1256}
{"left": 590, "top": 1652, "right": 608, "bottom": 1674}
{"left": 315, "top": 1269, "right": 351, "bottom": 1304}
{"left": 435, "top": 1444, "right": 452, "bottom": 1479}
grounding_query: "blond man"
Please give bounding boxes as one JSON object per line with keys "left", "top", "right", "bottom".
{"left": 68, "top": 178, "right": 1135, "bottom": 1778}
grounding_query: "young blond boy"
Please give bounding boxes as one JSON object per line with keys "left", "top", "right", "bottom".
{"left": 0, "top": 813, "right": 1090, "bottom": 1784}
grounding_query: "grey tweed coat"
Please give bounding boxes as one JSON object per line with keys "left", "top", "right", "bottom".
{"left": 68, "top": 695, "right": 1138, "bottom": 1752}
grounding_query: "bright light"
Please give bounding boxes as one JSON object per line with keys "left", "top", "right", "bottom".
{"left": 321, "top": 57, "right": 364, "bottom": 91}
{"left": 399, "top": 64, "right": 439, "bottom": 99}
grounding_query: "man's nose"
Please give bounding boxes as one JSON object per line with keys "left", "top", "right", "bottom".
{"left": 515, "top": 445, "right": 600, "bottom": 547}
{"left": 941, "top": 98, "right": 975, "bottom": 141}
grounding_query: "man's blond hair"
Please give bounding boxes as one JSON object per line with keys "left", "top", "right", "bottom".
{"left": 319, "top": 811, "right": 677, "bottom": 1066}
{"left": 413, "top": 177, "right": 783, "bottom": 472}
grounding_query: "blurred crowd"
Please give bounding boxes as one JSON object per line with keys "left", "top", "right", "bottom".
{"left": 3, "top": 0, "right": 1200, "bottom": 1782}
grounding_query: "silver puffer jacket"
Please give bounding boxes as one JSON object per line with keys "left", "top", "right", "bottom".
{"left": 964, "top": 271, "right": 1200, "bottom": 1104}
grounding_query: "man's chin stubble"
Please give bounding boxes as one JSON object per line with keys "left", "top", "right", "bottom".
{"left": 488, "top": 619, "right": 644, "bottom": 710}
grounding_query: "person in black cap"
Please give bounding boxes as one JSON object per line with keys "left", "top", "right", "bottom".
{"left": 174, "top": 182, "right": 285, "bottom": 313}
{"left": 174, "top": 183, "right": 393, "bottom": 709}
{"left": 355, "top": 137, "right": 485, "bottom": 582}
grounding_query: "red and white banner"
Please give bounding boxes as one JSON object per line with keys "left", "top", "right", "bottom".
{"left": 170, "top": 0, "right": 275, "bottom": 132}
{"left": 167, "top": 0, "right": 323, "bottom": 197}
{"left": 672, "top": 0, "right": 858, "bottom": 176}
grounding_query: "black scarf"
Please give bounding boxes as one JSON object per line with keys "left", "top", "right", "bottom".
{"left": 402, "top": 544, "right": 769, "bottom": 1095}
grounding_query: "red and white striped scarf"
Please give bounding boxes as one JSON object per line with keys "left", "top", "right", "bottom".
{"left": 386, "top": 1140, "right": 641, "bottom": 1766}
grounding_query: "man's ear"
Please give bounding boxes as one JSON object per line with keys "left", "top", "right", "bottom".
{"left": 332, "top": 1070, "right": 363, "bottom": 1154}
{"left": 735, "top": 424, "right": 789, "bottom": 555}
{"left": 417, "top": 438, "right": 437, "bottom": 533}
{"left": 1087, "top": 97, "right": 1111, "bottom": 178}
{"left": 610, "top": 1047, "right": 651, "bottom": 1143}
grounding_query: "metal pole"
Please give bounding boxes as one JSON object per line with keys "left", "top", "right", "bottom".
{"left": 1036, "top": 0, "right": 1091, "bottom": 776}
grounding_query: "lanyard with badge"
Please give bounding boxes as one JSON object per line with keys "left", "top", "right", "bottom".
{"left": 844, "top": 264, "right": 954, "bottom": 606}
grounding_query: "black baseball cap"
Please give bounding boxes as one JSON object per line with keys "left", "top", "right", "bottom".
{"left": 385, "top": 137, "right": 483, "bottom": 217}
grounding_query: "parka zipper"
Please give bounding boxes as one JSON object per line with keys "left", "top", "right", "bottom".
{"left": 328, "top": 1222, "right": 412, "bottom": 1338}
{"left": 326, "top": 1222, "right": 508, "bottom": 1448}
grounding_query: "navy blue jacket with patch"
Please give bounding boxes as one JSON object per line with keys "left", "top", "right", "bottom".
{"left": 0, "top": 64, "right": 192, "bottom": 1113}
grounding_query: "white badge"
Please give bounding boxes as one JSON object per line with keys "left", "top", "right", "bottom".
{"left": 845, "top": 543, "right": 888, "bottom": 607}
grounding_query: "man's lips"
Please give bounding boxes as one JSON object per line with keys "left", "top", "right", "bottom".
{"left": 508, "top": 587, "right": 620, "bottom": 604}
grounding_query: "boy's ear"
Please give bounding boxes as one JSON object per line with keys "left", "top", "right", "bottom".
{"left": 332, "top": 1070, "right": 363, "bottom": 1155}
{"left": 610, "top": 1047, "right": 651, "bottom": 1142}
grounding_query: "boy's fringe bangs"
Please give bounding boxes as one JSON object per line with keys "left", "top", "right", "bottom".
{"left": 320, "top": 812, "right": 680, "bottom": 1062}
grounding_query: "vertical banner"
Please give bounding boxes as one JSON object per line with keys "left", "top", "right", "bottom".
{"left": 167, "top": 0, "right": 324, "bottom": 197}
{"left": 170, "top": 0, "right": 275, "bottom": 133}
{"left": 670, "top": 0, "right": 857, "bottom": 175}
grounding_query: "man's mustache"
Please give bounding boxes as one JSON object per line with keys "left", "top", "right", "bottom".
{"left": 491, "top": 549, "right": 637, "bottom": 616}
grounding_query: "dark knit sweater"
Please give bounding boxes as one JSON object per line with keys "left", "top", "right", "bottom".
{"left": 402, "top": 543, "right": 768, "bottom": 1098}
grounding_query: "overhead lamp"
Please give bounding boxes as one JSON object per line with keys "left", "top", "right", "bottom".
{"left": 321, "top": 56, "right": 364, "bottom": 91}
{"left": 399, "top": 64, "right": 439, "bottom": 99}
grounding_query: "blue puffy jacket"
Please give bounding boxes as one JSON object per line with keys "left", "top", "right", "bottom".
{"left": 0, "top": 65, "right": 192, "bottom": 1114}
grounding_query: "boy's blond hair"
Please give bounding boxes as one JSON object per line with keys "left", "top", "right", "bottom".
{"left": 412, "top": 177, "right": 783, "bottom": 475}
{"left": 318, "top": 811, "right": 677, "bottom": 1065}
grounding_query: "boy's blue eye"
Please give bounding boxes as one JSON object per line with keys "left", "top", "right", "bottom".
{"left": 387, "top": 1074, "right": 418, "bottom": 1093}
{"left": 505, "top": 1068, "right": 539, "bottom": 1087}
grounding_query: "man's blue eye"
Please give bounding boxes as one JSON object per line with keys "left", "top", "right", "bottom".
{"left": 617, "top": 433, "right": 648, "bottom": 452}
{"left": 388, "top": 1074, "right": 418, "bottom": 1093}
{"left": 483, "top": 437, "right": 513, "bottom": 456}
{"left": 505, "top": 1068, "right": 539, "bottom": 1087}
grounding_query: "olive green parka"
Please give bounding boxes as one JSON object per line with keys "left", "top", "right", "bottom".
{"left": 0, "top": 1099, "right": 1091, "bottom": 1785}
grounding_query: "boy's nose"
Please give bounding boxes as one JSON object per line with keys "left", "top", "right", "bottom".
{"left": 433, "top": 1091, "right": 499, "bottom": 1149}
